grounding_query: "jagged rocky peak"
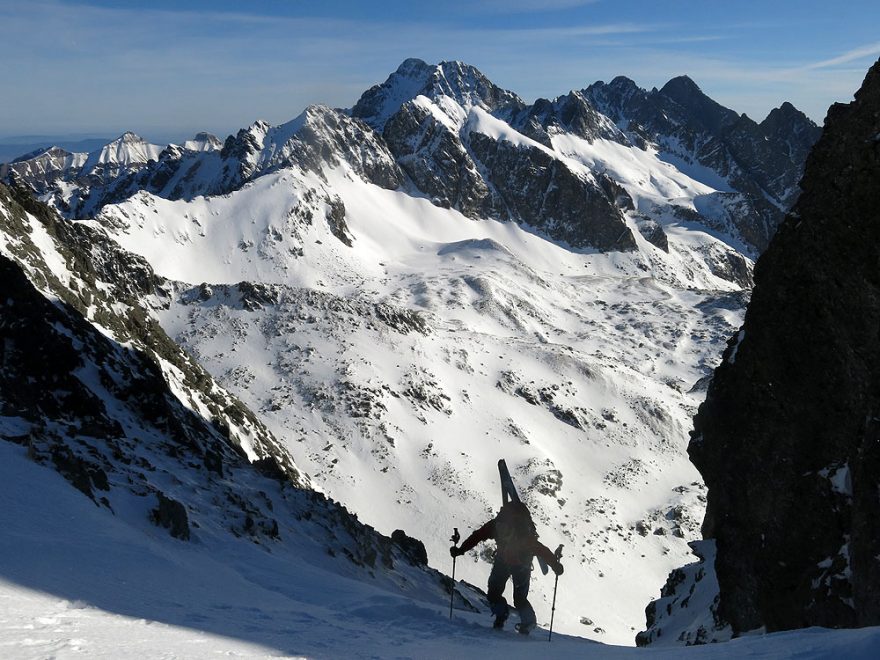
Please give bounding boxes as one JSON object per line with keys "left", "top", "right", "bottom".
{"left": 425, "top": 59, "right": 524, "bottom": 113}
{"left": 351, "top": 57, "right": 524, "bottom": 130}
{"left": 213, "top": 105, "right": 402, "bottom": 191}
{"left": 760, "top": 101, "right": 822, "bottom": 146}
{"left": 675, "top": 57, "right": 880, "bottom": 638}
{"left": 220, "top": 119, "right": 271, "bottom": 159}
{"left": 764, "top": 100, "right": 802, "bottom": 122}
{"left": 350, "top": 58, "right": 436, "bottom": 130}
{"left": 581, "top": 76, "right": 647, "bottom": 128}
{"left": 183, "top": 131, "right": 222, "bottom": 152}
{"left": 511, "top": 90, "right": 628, "bottom": 146}
{"left": 277, "top": 104, "right": 403, "bottom": 189}
{"left": 373, "top": 60, "right": 636, "bottom": 251}
{"left": 659, "top": 75, "right": 739, "bottom": 134}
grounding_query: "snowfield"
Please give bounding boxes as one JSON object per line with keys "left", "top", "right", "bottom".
{"left": 3, "top": 440, "right": 879, "bottom": 659}
{"left": 92, "top": 162, "right": 747, "bottom": 645}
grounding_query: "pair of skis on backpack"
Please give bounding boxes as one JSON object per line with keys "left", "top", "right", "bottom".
{"left": 498, "top": 458, "right": 563, "bottom": 638}
{"left": 450, "top": 459, "right": 563, "bottom": 637}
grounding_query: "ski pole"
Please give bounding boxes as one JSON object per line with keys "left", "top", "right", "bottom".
{"left": 548, "top": 544, "right": 564, "bottom": 642}
{"left": 449, "top": 527, "right": 460, "bottom": 619}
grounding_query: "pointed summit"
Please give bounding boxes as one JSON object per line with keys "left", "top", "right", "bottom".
{"left": 351, "top": 58, "right": 523, "bottom": 131}
{"left": 183, "top": 132, "right": 222, "bottom": 152}
{"left": 660, "top": 75, "right": 739, "bottom": 134}
{"left": 660, "top": 75, "right": 703, "bottom": 99}
{"left": 759, "top": 101, "right": 822, "bottom": 163}
{"left": 351, "top": 59, "right": 436, "bottom": 131}
{"left": 609, "top": 75, "right": 639, "bottom": 89}
{"left": 83, "top": 132, "right": 162, "bottom": 170}
{"left": 761, "top": 101, "right": 812, "bottom": 129}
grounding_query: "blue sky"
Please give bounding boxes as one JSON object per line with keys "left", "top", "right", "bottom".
{"left": 2, "top": 0, "right": 879, "bottom": 142}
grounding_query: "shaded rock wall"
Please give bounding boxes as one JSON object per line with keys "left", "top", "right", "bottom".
{"left": 690, "top": 58, "right": 880, "bottom": 634}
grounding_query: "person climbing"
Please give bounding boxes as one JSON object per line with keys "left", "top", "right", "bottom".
{"left": 449, "top": 500, "right": 563, "bottom": 635}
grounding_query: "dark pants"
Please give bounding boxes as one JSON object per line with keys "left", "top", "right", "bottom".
{"left": 487, "top": 559, "right": 535, "bottom": 628}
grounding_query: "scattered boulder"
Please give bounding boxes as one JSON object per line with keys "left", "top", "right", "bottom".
{"left": 391, "top": 529, "right": 428, "bottom": 566}
{"left": 150, "top": 492, "right": 191, "bottom": 541}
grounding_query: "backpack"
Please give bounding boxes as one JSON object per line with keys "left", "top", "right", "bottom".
{"left": 493, "top": 501, "right": 537, "bottom": 565}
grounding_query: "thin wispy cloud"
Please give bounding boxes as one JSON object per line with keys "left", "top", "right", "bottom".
{"left": 0, "top": 0, "right": 876, "bottom": 136}
{"left": 466, "top": 0, "right": 600, "bottom": 14}
{"left": 803, "top": 41, "right": 880, "bottom": 70}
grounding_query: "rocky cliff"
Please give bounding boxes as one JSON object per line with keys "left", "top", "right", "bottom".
{"left": 585, "top": 75, "right": 821, "bottom": 251}
{"left": 663, "top": 57, "right": 880, "bottom": 638}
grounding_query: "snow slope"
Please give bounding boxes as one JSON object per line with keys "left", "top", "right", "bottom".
{"left": 3, "top": 440, "right": 880, "bottom": 659}
{"left": 92, "top": 160, "right": 748, "bottom": 645}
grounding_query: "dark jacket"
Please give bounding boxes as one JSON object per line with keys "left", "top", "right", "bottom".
{"left": 458, "top": 519, "right": 561, "bottom": 570}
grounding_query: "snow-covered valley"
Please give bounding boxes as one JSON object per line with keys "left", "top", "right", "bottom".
{"left": 91, "top": 161, "right": 746, "bottom": 644}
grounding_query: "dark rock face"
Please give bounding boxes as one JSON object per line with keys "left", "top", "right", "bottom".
{"left": 585, "top": 76, "right": 821, "bottom": 252}
{"left": 635, "top": 219, "right": 669, "bottom": 252}
{"left": 509, "top": 91, "right": 628, "bottom": 147}
{"left": 151, "top": 492, "right": 191, "bottom": 540}
{"left": 383, "top": 100, "right": 498, "bottom": 218}
{"left": 689, "top": 58, "right": 880, "bottom": 634}
{"left": 467, "top": 132, "right": 636, "bottom": 251}
{"left": 391, "top": 529, "right": 428, "bottom": 566}
{"left": 354, "top": 59, "right": 638, "bottom": 251}
{"left": 368, "top": 60, "right": 636, "bottom": 252}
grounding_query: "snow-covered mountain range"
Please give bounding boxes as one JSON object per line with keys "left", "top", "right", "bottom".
{"left": 1, "top": 58, "right": 822, "bottom": 649}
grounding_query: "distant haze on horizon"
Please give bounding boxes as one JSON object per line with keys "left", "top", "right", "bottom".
{"left": 2, "top": 0, "right": 879, "bottom": 143}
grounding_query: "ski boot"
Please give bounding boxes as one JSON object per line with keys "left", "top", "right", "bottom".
{"left": 514, "top": 622, "right": 535, "bottom": 636}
